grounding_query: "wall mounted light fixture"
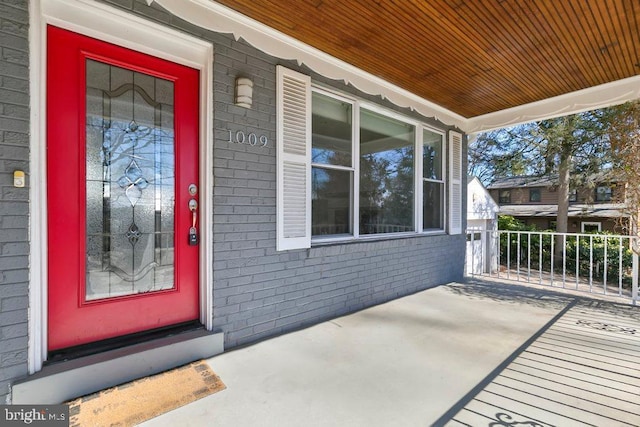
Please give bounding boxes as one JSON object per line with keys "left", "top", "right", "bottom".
{"left": 235, "top": 77, "right": 253, "bottom": 108}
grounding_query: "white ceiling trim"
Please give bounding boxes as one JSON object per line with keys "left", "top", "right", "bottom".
{"left": 149, "top": 0, "right": 640, "bottom": 134}
{"left": 466, "top": 75, "right": 640, "bottom": 134}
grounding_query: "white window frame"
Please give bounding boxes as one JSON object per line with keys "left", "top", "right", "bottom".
{"left": 581, "top": 221, "right": 602, "bottom": 233}
{"left": 359, "top": 102, "right": 419, "bottom": 237}
{"left": 309, "top": 86, "right": 450, "bottom": 244}
{"left": 421, "top": 126, "right": 447, "bottom": 232}
{"left": 310, "top": 88, "right": 358, "bottom": 241}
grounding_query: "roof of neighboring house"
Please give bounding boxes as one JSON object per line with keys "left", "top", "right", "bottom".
{"left": 499, "top": 203, "right": 628, "bottom": 219}
{"left": 488, "top": 171, "right": 621, "bottom": 190}
{"left": 488, "top": 176, "right": 557, "bottom": 189}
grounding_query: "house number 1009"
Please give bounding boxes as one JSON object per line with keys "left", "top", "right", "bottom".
{"left": 227, "top": 130, "right": 268, "bottom": 147}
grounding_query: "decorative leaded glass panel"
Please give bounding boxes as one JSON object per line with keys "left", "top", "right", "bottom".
{"left": 85, "top": 59, "right": 175, "bottom": 301}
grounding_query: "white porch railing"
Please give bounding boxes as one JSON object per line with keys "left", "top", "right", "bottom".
{"left": 466, "top": 229, "right": 639, "bottom": 305}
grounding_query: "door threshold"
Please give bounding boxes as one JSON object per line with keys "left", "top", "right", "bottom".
{"left": 46, "top": 321, "right": 204, "bottom": 364}
{"left": 12, "top": 329, "right": 224, "bottom": 404}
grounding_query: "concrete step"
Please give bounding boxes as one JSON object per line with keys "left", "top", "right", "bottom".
{"left": 12, "top": 329, "right": 224, "bottom": 404}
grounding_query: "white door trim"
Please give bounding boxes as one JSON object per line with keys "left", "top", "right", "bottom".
{"left": 28, "top": 0, "right": 214, "bottom": 373}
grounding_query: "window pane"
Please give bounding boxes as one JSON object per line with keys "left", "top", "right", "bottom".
{"left": 582, "top": 222, "right": 601, "bottom": 233}
{"left": 312, "top": 167, "right": 352, "bottom": 236}
{"left": 312, "top": 92, "right": 352, "bottom": 167}
{"left": 499, "top": 190, "right": 510, "bottom": 203}
{"left": 423, "top": 129, "right": 443, "bottom": 180}
{"left": 596, "top": 186, "right": 611, "bottom": 201}
{"left": 529, "top": 188, "right": 541, "bottom": 202}
{"left": 359, "top": 109, "right": 415, "bottom": 234}
{"left": 423, "top": 181, "right": 444, "bottom": 230}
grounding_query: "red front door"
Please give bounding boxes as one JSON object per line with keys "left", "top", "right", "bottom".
{"left": 46, "top": 26, "right": 200, "bottom": 351}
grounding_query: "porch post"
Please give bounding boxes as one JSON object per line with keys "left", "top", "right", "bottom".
{"left": 632, "top": 216, "right": 639, "bottom": 306}
{"left": 633, "top": 250, "right": 638, "bottom": 306}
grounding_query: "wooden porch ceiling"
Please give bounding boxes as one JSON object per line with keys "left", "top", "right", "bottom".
{"left": 214, "top": 0, "right": 640, "bottom": 119}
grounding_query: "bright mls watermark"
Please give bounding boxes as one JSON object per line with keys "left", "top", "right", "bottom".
{"left": 0, "top": 405, "right": 68, "bottom": 426}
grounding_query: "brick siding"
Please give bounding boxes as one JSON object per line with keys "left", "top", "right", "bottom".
{"left": 0, "top": 0, "right": 467, "bottom": 402}
{"left": 0, "top": 0, "right": 29, "bottom": 404}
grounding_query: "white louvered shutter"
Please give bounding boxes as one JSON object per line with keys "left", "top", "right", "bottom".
{"left": 276, "top": 66, "right": 311, "bottom": 251}
{"left": 448, "top": 131, "right": 463, "bottom": 235}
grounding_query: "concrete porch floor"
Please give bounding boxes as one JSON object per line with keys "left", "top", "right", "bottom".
{"left": 141, "top": 280, "right": 640, "bottom": 426}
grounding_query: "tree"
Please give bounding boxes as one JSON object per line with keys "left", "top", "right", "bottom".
{"left": 469, "top": 111, "right": 612, "bottom": 237}
{"left": 468, "top": 130, "right": 529, "bottom": 183}
{"left": 607, "top": 100, "right": 640, "bottom": 249}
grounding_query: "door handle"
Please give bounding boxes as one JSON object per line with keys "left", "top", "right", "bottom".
{"left": 188, "top": 199, "right": 198, "bottom": 246}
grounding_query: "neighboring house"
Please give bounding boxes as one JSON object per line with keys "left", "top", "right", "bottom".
{"left": 488, "top": 175, "right": 628, "bottom": 234}
{"left": 466, "top": 177, "right": 499, "bottom": 274}
{"left": 0, "top": 0, "right": 637, "bottom": 405}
